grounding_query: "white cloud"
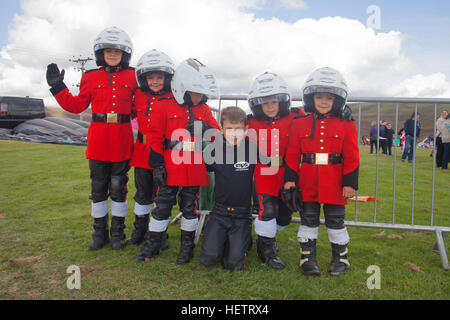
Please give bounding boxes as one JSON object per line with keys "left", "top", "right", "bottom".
{"left": 0, "top": 0, "right": 449, "bottom": 108}
{"left": 387, "top": 73, "right": 450, "bottom": 98}
{"left": 280, "top": 0, "right": 308, "bottom": 9}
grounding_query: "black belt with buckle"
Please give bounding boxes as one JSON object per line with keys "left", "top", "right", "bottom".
{"left": 164, "top": 139, "right": 201, "bottom": 152}
{"left": 212, "top": 203, "right": 251, "bottom": 218}
{"left": 302, "top": 153, "right": 343, "bottom": 165}
{"left": 92, "top": 113, "right": 131, "bottom": 123}
{"left": 137, "top": 132, "right": 146, "bottom": 144}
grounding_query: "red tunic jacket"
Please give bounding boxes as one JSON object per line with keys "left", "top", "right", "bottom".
{"left": 51, "top": 67, "right": 138, "bottom": 162}
{"left": 146, "top": 98, "right": 220, "bottom": 186}
{"left": 284, "top": 114, "right": 360, "bottom": 205}
{"left": 129, "top": 90, "right": 173, "bottom": 169}
{"left": 248, "top": 110, "right": 304, "bottom": 197}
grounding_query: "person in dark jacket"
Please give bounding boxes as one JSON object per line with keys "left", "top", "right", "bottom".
{"left": 369, "top": 121, "right": 378, "bottom": 154}
{"left": 385, "top": 122, "right": 394, "bottom": 156}
{"left": 401, "top": 112, "right": 421, "bottom": 163}
{"left": 378, "top": 120, "right": 388, "bottom": 155}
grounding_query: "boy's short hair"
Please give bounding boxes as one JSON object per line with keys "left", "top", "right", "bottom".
{"left": 220, "top": 106, "right": 247, "bottom": 126}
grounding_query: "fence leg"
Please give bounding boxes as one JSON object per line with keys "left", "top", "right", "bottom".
{"left": 194, "top": 210, "right": 208, "bottom": 245}
{"left": 433, "top": 229, "right": 449, "bottom": 270}
{"left": 170, "top": 212, "right": 183, "bottom": 224}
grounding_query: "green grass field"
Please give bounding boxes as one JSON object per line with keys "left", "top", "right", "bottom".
{"left": 0, "top": 140, "right": 449, "bottom": 300}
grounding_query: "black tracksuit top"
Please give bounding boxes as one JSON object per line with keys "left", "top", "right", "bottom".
{"left": 204, "top": 137, "right": 259, "bottom": 208}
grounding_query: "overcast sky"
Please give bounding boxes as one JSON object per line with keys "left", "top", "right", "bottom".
{"left": 1, "top": 0, "right": 450, "bottom": 108}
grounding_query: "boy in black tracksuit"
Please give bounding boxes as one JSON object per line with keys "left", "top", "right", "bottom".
{"left": 200, "top": 107, "right": 264, "bottom": 271}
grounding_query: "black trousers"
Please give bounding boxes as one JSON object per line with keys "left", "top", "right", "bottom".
{"left": 436, "top": 137, "right": 443, "bottom": 167}
{"left": 257, "top": 193, "right": 292, "bottom": 227}
{"left": 300, "top": 202, "right": 346, "bottom": 230}
{"left": 379, "top": 139, "right": 387, "bottom": 155}
{"left": 89, "top": 159, "right": 130, "bottom": 203}
{"left": 387, "top": 140, "right": 393, "bottom": 155}
{"left": 200, "top": 212, "right": 252, "bottom": 270}
{"left": 134, "top": 167, "right": 155, "bottom": 205}
{"left": 151, "top": 185, "right": 199, "bottom": 220}
{"left": 370, "top": 139, "right": 378, "bottom": 153}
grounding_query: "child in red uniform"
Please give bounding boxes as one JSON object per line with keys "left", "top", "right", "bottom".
{"left": 247, "top": 72, "right": 304, "bottom": 269}
{"left": 127, "top": 50, "right": 175, "bottom": 247}
{"left": 46, "top": 27, "right": 138, "bottom": 251}
{"left": 136, "top": 58, "right": 220, "bottom": 264}
{"left": 284, "top": 67, "right": 359, "bottom": 276}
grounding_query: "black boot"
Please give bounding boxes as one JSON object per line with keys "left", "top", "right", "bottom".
{"left": 89, "top": 215, "right": 109, "bottom": 250}
{"left": 136, "top": 231, "right": 164, "bottom": 261}
{"left": 176, "top": 230, "right": 196, "bottom": 264}
{"left": 256, "top": 236, "right": 285, "bottom": 269}
{"left": 329, "top": 243, "right": 350, "bottom": 276}
{"left": 161, "top": 229, "right": 169, "bottom": 251}
{"left": 126, "top": 214, "right": 149, "bottom": 245}
{"left": 299, "top": 238, "right": 320, "bottom": 276}
{"left": 110, "top": 216, "right": 127, "bottom": 250}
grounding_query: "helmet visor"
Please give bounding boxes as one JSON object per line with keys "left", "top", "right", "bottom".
{"left": 249, "top": 93, "right": 289, "bottom": 108}
{"left": 136, "top": 66, "right": 174, "bottom": 77}
{"left": 303, "top": 86, "right": 347, "bottom": 99}
{"left": 94, "top": 43, "right": 132, "bottom": 54}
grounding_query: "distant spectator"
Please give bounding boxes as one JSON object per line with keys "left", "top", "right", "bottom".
{"left": 436, "top": 109, "right": 450, "bottom": 169}
{"left": 401, "top": 112, "right": 421, "bottom": 163}
{"left": 378, "top": 120, "right": 388, "bottom": 156}
{"left": 435, "top": 109, "right": 448, "bottom": 167}
{"left": 369, "top": 121, "right": 378, "bottom": 153}
{"left": 385, "top": 122, "right": 394, "bottom": 156}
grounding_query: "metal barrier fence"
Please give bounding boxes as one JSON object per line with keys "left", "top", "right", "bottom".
{"left": 190, "top": 95, "right": 450, "bottom": 270}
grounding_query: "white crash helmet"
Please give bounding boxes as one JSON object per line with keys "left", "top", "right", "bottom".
{"left": 171, "top": 58, "right": 220, "bottom": 105}
{"left": 93, "top": 26, "right": 133, "bottom": 67}
{"left": 135, "top": 49, "right": 175, "bottom": 92}
{"left": 302, "top": 67, "right": 349, "bottom": 114}
{"left": 247, "top": 72, "right": 291, "bottom": 119}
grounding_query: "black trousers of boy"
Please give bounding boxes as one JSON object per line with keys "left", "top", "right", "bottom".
{"left": 200, "top": 204, "right": 252, "bottom": 271}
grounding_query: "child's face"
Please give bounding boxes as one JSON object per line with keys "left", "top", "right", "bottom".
{"left": 221, "top": 120, "right": 248, "bottom": 146}
{"left": 104, "top": 48, "right": 123, "bottom": 67}
{"left": 188, "top": 92, "right": 204, "bottom": 106}
{"left": 261, "top": 97, "right": 280, "bottom": 118}
{"left": 313, "top": 92, "right": 335, "bottom": 114}
{"left": 146, "top": 73, "right": 165, "bottom": 93}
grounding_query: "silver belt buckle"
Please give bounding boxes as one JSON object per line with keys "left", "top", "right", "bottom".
{"left": 107, "top": 113, "right": 118, "bottom": 123}
{"left": 315, "top": 153, "right": 328, "bottom": 165}
{"left": 182, "top": 141, "right": 195, "bottom": 152}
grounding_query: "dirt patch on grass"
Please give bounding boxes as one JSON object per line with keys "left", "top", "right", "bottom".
{"left": 9, "top": 255, "right": 43, "bottom": 265}
{"left": 80, "top": 265, "right": 104, "bottom": 277}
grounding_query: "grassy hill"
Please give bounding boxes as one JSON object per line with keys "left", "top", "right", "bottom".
{"left": 347, "top": 102, "right": 448, "bottom": 139}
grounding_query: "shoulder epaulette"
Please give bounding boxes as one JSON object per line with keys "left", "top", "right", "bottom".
{"left": 293, "top": 114, "right": 310, "bottom": 120}
{"left": 127, "top": 67, "right": 135, "bottom": 70}
{"left": 84, "top": 69, "right": 98, "bottom": 74}
{"left": 247, "top": 114, "right": 254, "bottom": 120}
{"left": 157, "top": 97, "right": 172, "bottom": 102}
